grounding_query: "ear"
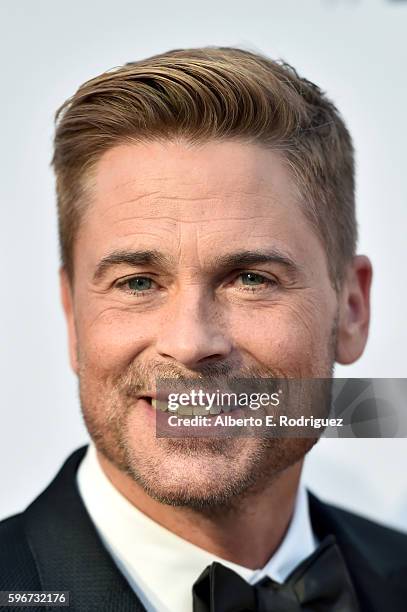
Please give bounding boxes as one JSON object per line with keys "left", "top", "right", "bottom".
{"left": 59, "top": 266, "right": 79, "bottom": 375}
{"left": 335, "top": 255, "right": 373, "bottom": 364}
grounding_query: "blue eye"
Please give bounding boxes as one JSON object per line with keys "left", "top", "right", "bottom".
{"left": 234, "top": 272, "right": 278, "bottom": 293}
{"left": 239, "top": 272, "right": 268, "bottom": 285}
{"left": 127, "top": 277, "right": 153, "bottom": 292}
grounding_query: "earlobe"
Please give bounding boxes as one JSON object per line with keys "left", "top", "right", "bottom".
{"left": 335, "top": 255, "right": 373, "bottom": 365}
{"left": 59, "top": 267, "right": 79, "bottom": 375}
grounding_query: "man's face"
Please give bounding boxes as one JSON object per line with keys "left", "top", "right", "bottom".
{"left": 61, "top": 139, "right": 344, "bottom": 508}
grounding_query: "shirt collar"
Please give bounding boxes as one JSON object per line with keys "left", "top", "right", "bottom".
{"left": 77, "top": 441, "right": 317, "bottom": 612}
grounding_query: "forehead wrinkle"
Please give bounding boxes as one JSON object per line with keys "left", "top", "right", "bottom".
{"left": 108, "top": 188, "right": 280, "bottom": 206}
{"left": 90, "top": 164, "right": 285, "bottom": 219}
{"left": 95, "top": 190, "right": 164, "bottom": 216}
{"left": 90, "top": 140, "right": 296, "bottom": 212}
{"left": 98, "top": 192, "right": 285, "bottom": 225}
{"left": 113, "top": 228, "right": 177, "bottom": 241}
{"left": 104, "top": 195, "right": 221, "bottom": 215}
{"left": 93, "top": 171, "right": 282, "bottom": 206}
{"left": 103, "top": 175, "right": 171, "bottom": 195}
{"left": 111, "top": 215, "right": 287, "bottom": 235}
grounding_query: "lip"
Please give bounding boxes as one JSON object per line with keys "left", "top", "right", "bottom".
{"left": 138, "top": 392, "right": 168, "bottom": 403}
{"left": 136, "top": 392, "right": 253, "bottom": 416}
{"left": 136, "top": 396, "right": 254, "bottom": 437}
{"left": 142, "top": 396, "right": 244, "bottom": 416}
{"left": 136, "top": 394, "right": 171, "bottom": 413}
{"left": 136, "top": 397, "right": 164, "bottom": 423}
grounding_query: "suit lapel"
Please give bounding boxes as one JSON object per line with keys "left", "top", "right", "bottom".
{"left": 22, "top": 445, "right": 146, "bottom": 612}
{"left": 309, "top": 491, "right": 407, "bottom": 612}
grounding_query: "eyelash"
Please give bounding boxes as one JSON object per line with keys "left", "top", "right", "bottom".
{"left": 115, "top": 276, "right": 157, "bottom": 297}
{"left": 115, "top": 272, "right": 278, "bottom": 297}
{"left": 233, "top": 272, "right": 278, "bottom": 292}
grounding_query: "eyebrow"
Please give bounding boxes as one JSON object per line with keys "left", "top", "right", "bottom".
{"left": 212, "top": 250, "right": 301, "bottom": 276}
{"left": 93, "top": 250, "right": 172, "bottom": 282}
{"left": 92, "top": 248, "right": 302, "bottom": 283}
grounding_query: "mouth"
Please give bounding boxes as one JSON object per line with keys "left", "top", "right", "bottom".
{"left": 139, "top": 396, "right": 231, "bottom": 416}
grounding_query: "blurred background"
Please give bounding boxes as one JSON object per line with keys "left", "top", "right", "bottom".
{"left": 0, "top": 0, "right": 406, "bottom": 529}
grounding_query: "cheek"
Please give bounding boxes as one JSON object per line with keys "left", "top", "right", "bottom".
{"left": 230, "top": 298, "right": 335, "bottom": 373}
{"left": 76, "top": 305, "right": 154, "bottom": 374}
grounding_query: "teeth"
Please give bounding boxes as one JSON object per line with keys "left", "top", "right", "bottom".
{"left": 151, "top": 398, "right": 168, "bottom": 412}
{"left": 176, "top": 405, "right": 193, "bottom": 415}
{"left": 209, "top": 404, "right": 222, "bottom": 415}
{"left": 193, "top": 405, "right": 210, "bottom": 416}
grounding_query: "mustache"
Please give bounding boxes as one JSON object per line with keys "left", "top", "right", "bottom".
{"left": 115, "top": 360, "right": 283, "bottom": 397}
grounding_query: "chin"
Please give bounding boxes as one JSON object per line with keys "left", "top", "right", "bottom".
{"left": 122, "top": 424, "right": 312, "bottom": 510}
{"left": 123, "top": 434, "right": 246, "bottom": 505}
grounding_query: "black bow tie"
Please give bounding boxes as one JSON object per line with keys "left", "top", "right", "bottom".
{"left": 192, "top": 535, "right": 360, "bottom": 612}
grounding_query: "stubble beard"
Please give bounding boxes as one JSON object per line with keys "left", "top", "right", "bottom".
{"left": 78, "top": 318, "right": 337, "bottom": 513}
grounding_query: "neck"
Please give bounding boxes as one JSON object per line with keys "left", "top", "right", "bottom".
{"left": 97, "top": 450, "right": 303, "bottom": 569}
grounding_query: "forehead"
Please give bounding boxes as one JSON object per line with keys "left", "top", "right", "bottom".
{"left": 86, "top": 139, "right": 299, "bottom": 222}
{"left": 75, "top": 139, "right": 325, "bottom": 277}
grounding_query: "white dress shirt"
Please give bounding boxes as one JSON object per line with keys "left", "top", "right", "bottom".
{"left": 76, "top": 442, "right": 317, "bottom": 612}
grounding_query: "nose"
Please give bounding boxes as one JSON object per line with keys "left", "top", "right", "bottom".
{"left": 155, "top": 286, "right": 232, "bottom": 368}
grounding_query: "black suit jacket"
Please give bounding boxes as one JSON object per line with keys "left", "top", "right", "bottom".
{"left": 1, "top": 445, "right": 407, "bottom": 612}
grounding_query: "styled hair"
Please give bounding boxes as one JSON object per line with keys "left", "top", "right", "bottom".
{"left": 51, "top": 46, "right": 357, "bottom": 288}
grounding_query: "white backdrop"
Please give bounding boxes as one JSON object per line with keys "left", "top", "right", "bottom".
{"left": 1, "top": 0, "right": 406, "bottom": 529}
